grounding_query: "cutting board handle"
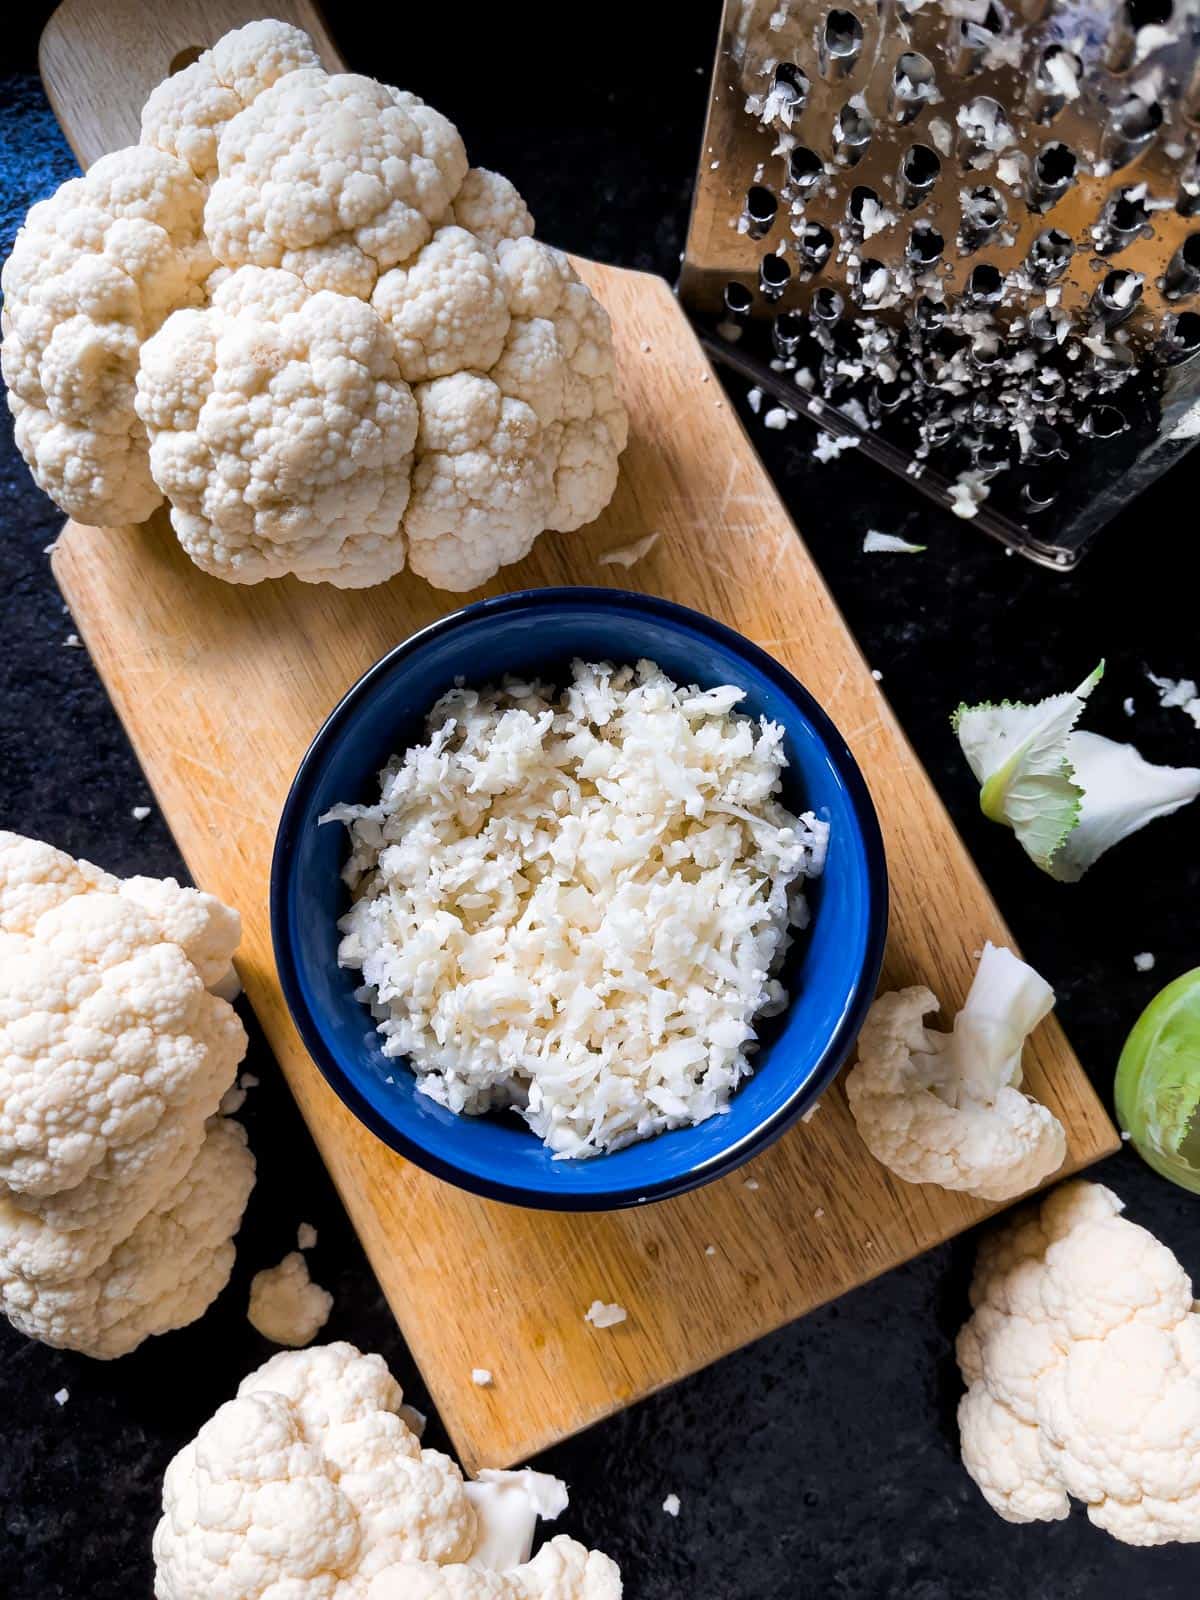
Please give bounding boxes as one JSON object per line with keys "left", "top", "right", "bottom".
{"left": 40, "top": 0, "right": 343, "bottom": 168}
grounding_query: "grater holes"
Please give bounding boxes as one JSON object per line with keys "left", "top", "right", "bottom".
{"left": 913, "top": 294, "right": 945, "bottom": 330}
{"left": 1164, "top": 233, "right": 1200, "bottom": 297}
{"left": 811, "top": 285, "right": 845, "bottom": 324}
{"left": 1029, "top": 141, "right": 1077, "bottom": 211}
{"left": 799, "top": 222, "right": 835, "bottom": 271}
{"left": 759, "top": 252, "right": 792, "bottom": 300}
{"left": 906, "top": 221, "right": 945, "bottom": 268}
{"left": 899, "top": 144, "right": 941, "bottom": 208}
{"left": 1177, "top": 152, "right": 1200, "bottom": 214}
{"left": 771, "top": 62, "right": 811, "bottom": 115}
{"left": 833, "top": 95, "right": 874, "bottom": 165}
{"left": 957, "top": 97, "right": 1014, "bottom": 169}
{"left": 855, "top": 259, "right": 890, "bottom": 304}
{"left": 950, "top": 2, "right": 1010, "bottom": 78}
{"left": 964, "top": 262, "right": 1005, "bottom": 307}
{"left": 890, "top": 52, "right": 937, "bottom": 125}
{"left": 743, "top": 185, "right": 779, "bottom": 240}
{"left": 847, "top": 184, "right": 887, "bottom": 236}
{"left": 723, "top": 281, "right": 753, "bottom": 317}
{"left": 819, "top": 10, "right": 864, "bottom": 79}
{"left": 1107, "top": 93, "right": 1164, "bottom": 167}
{"left": 788, "top": 146, "right": 825, "bottom": 191}
{"left": 1092, "top": 267, "right": 1144, "bottom": 323}
{"left": 1026, "top": 228, "right": 1074, "bottom": 283}
{"left": 1029, "top": 45, "right": 1081, "bottom": 123}
{"left": 959, "top": 185, "right": 1007, "bottom": 251}
{"left": 1163, "top": 309, "right": 1200, "bottom": 359}
{"left": 1095, "top": 186, "right": 1151, "bottom": 253}
{"left": 1083, "top": 404, "right": 1129, "bottom": 439}
{"left": 1108, "top": 0, "right": 1175, "bottom": 71}
{"left": 772, "top": 310, "right": 806, "bottom": 357}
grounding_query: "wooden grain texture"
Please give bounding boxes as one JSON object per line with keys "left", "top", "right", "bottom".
{"left": 42, "top": 0, "right": 1118, "bottom": 1472}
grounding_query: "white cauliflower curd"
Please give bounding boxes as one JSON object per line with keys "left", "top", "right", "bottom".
{"left": 2, "top": 20, "right": 626, "bottom": 591}
{"left": 846, "top": 942, "right": 1065, "bottom": 1202}
{"left": 0, "top": 830, "right": 254, "bottom": 1357}
{"left": 958, "top": 1181, "right": 1200, "bottom": 1545}
{"left": 152, "top": 1341, "right": 622, "bottom": 1598}
{"left": 248, "top": 1249, "right": 334, "bottom": 1347}
{"left": 326, "top": 660, "right": 827, "bottom": 1158}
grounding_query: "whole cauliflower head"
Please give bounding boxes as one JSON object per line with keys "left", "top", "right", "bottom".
{"left": 957, "top": 1180, "right": 1200, "bottom": 1545}
{"left": 0, "top": 146, "right": 213, "bottom": 525}
{"left": 135, "top": 266, "right": 418, "bottom": 586}
{"left": 2, "top": 26, "right": 627, "bottom": 592}
{"left": 153, "top": 1341, "right": 621, "bottom": 1600}
{"left": 206, "top": 70, "right": 469, "bottom": 298}
{"left": 0, "top": 830, "right": 253, "bottom": 1357}
{"left": 845, "top": 942, "right": 1066, "bottom": 1202}
{"left": 140, "top": 19, "right": 323, "bottom": 185}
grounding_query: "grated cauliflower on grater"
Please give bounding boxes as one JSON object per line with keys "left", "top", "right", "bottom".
{"left": 325, "top": 658, "right": 828, "bottom": 1157}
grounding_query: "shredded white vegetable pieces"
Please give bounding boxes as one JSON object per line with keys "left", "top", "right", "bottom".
{"left": 325, "top": 659, "right": 828, "bottom": 1158}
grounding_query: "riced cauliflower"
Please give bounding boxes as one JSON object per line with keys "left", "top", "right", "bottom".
{"left": 152, "top": 1341, "right": 621, "bottom": 1598}
{"left": 958, "top": 1180, "right": 1200, "bottom": 1545}
{"left": 2, "top": 23, "right": 627, "bottom": 591}
{"left": 326, "top": 659, "right": 827, "bottom": 1158}
{"left": 0, "top": 831, "right": 254, "bottom": 1357}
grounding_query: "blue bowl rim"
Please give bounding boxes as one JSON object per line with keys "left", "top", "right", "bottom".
{"left": 270, "top": 586, "right": 888, "bottom": 1211}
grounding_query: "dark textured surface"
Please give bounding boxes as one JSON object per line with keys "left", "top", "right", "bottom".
{"left": 2, "top": 6, "right": 1199, "bottom": 1596}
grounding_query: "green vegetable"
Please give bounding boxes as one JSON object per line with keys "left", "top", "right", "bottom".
{"left": 1115, "top": 969, "right": 1200, "bottom": 1193}
{"left": 953, "top": 663, "right": 1200, "bottom": 880}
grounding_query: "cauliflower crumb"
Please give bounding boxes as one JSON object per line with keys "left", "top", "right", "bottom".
{"left": 812, "top": 431, "right": 860, "bottom": 463}
{"left": 63, "top": 634, "right": 82, "bottom": 649}
{"left": 744, "top": 1178, "right": 761, "bottom": 1192}
{"left": 747, "top": 387, "right": 764, "bottom": 414}
{"left": 764, "top": 406, "right": 791, "bottom": 430}
{"left": 863, "top": 530, "right": 925, "bottom": 554}
{"left": 1147, "top": 671, "right": 1200, "bottom": 730}
{"left": 1134, "top": 951, "right": 1156, "bottom": 971}
{"left": 705, "top": 1244, "right": 717, "bottom": 1256}
{"left": 597, "top": 530, "right": 660, "bottom": 569}
{"left": 801, "top": 1101, "right": 822, "bottom": 1122}
{"left": 1124, "top": 697, "right": 1136, "bottom": 716}
{"left": 219, "top": 1083, "right": 247, "bottom": 1115}
{"left": 329, "top": 660, "right": 827, "bottom": 1157}
{"left": 53, "top": 1387, "right": 69, "bottom": 1406}
{"left": 471, "top": 1367, "right": 494, "bottom": 1387}
{"left": 296, "top": 1222, "right": 318, "bottom": 1250}
{"left": 662, "top": 1493, "right": 681, "bottom": 1516}
{"left": 131, "top": 805, "right": 152, "bottom": 822}
{"left": 585, "top": 1300, "right": 628, "bottom": 1329}
{"left": 871, "top": 669, "right": 883, "bottom": 682}
{"left": 247, "top": 1252, "right": 333, "bottom": 1347}
{"left": 813, "top": 1206, "right": 825, "bottom": 1220}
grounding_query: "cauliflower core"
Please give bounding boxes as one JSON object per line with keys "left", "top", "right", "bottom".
{"left": 152, "top": 1340, "right": 622, "bottom": 1599}
{"left": 248, "top": 1249, "right": 333, "bottom": 1346}
{"left": 0, "top": 831, "right": 254, "bottom": 1357}
{"left": 846, "top": 942, "right": 1066, "bottom": 1202}
{"left": 958, "top": 1180, "right": 1200, "bottom": 1545}
{"left": 4, "top": 24, "right": 628, "bottom": 589}
{"left": 327, "top": 660, "right": 828, "bottom": 1158}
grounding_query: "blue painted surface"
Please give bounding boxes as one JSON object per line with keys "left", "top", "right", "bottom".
{"left": 273, "top": 589, "right": 887, "bottom": 1208}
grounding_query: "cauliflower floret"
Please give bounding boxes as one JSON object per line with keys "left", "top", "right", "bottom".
{"left": 845, "top": 942, "right": 1066, "bottom": 1202}
{"left": 1, "top": 1114, "right": 253, "bottom": 1359}
{"left": 248, "top": 1250, "right": 334, "bottom": 1347}
{"left": 958, "top": 1180, "right": 1200, "bottom": 1545}
{"left": 140, "top": 19, "right": 323, "bottom": 185}
{"left": 1, "top": 146, "right": 213, "bottom": 525}
{"left": 206, "top": 70, "right": 468, "bottom": 298}
{"left": 373, "top": 226, "right": 511, "bottom": 383}
{"left": 494, "top": 238, "right": 627, "bottom": 532}
{"left": 154, "top": 1341, "right": 620, "bottom": 1599}
{"left": 405, "top": 373, "right": 552, "bottom": 590}
{"left": 136, "top": 265, "right": 418, "bottom": 586}
{"left": 449, "top": 168, "right": 534, "bottom": 248}
{"left": 0, "top": 831, "right": 252, "bottom": 1357}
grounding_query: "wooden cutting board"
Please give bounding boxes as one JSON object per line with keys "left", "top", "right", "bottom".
{"left": 40, "top": 0, "right": 1117, "bottom": 1471}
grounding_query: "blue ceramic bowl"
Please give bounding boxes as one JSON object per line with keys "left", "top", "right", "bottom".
{"left": 271, "top": 588, "right": 887, "bottom": 1210}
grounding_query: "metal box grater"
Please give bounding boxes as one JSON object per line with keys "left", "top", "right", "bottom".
{"left": 680, "top": 0, "right": 1200, "bottom": 567}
